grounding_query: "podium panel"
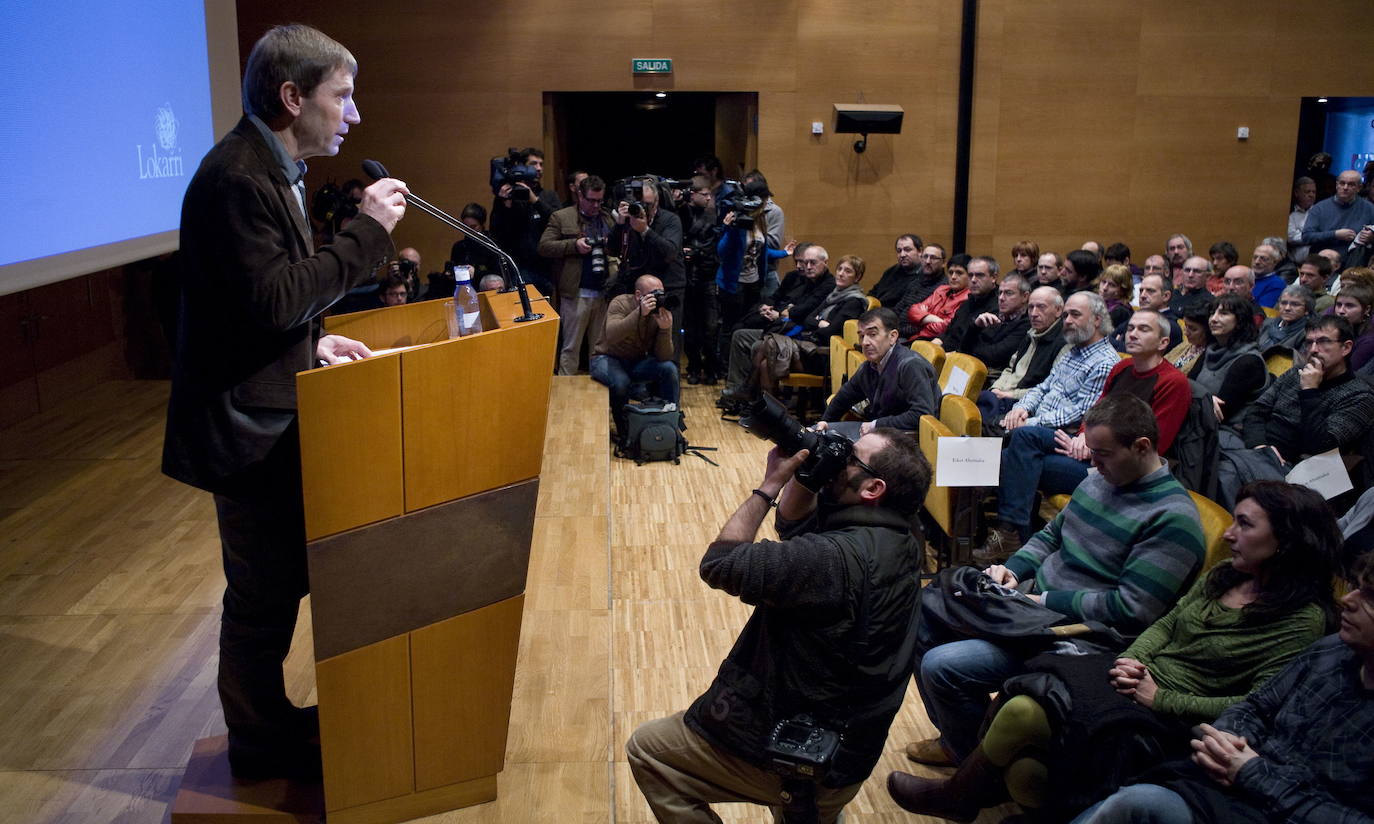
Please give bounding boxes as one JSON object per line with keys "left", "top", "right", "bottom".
{"left": 316, "top": 636, "right": 413, "bottom": 812}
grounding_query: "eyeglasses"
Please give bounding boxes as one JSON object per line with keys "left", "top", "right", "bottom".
{"left": 1303, "top": 337, "right": 1338, "bottom": 348}
{"left": 582, "top": 194, "right": 605, "bottom": 204}
{"left": 849, "top": 454, "right": 884, "bottom": 481}
{"left": 797, "top": 258, "right": 821, "bottom": 266}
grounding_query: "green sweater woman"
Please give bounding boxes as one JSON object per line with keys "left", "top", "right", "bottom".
{"left": 887, "top": 480, "right": 1341, "bottom": 822}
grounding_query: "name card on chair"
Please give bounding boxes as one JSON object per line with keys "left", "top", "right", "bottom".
{"left": 936, "top": 436, "right": 1002, "bottom": 487}
{"left": 943, "top": 365, "right": 970, "bottom": 397}
{"left": 1286, "top": 449, "right": 1353, "bottom": 500}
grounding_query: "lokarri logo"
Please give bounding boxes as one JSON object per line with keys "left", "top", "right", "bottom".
{"left": 137, "top": 104, "right": 184, "bottom": 179}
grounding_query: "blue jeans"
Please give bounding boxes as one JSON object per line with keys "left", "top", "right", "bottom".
{"left": 997, "top": 425, "right": 1091, "bottom": 531}
{"left": 590, "top": 354, "right": 680, "bottom": 432}
{"left": 1069, "top": 784, "right": 1194, "bottom": 824}
{"left": 914, "top": 633, "right": 1025, "bottom": 761}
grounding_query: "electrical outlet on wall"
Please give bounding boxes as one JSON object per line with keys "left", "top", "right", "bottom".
{"left": 811, "top": 121, "right": 824, "bottom": 135}
{"left": 1237, "top": 126, "right": 1250, "bottom": 140}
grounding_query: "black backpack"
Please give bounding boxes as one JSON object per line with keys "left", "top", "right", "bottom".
{"left": 616, "top": 402, "right": 687, "bottom": 464}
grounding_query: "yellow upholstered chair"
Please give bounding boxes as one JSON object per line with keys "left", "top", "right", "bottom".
{"left": 911, "top": 340, "right": 945, "bottom": 376}
{"left": 843, "top": 318, "right": 860, "bottom": 348}
{"left": 1261, "top": 305, "right": 1279, "bottom": 318}
{"left": 866, "top": 295, "right": 882, "bottom": 311}
{"left": 1192, "top": 490, "right": 1233, "bottom": 571}
{"left": 1265, "top": 351, "right": 1294, "bottom": 377}
{"left": 938, "top": 352, "right": 988, "bottom": 401}
{"left": 940, "top": 394, "right": 981, "bottom": 437}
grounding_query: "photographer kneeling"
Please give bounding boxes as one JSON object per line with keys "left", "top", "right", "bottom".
{"left": 626, "top": 424, "right": 930, "bottom": 824}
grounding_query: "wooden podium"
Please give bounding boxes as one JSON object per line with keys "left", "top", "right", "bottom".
{"left": 303, "top": 289, "right": 557, "bottom": 822}
{"left": 171, "top": 288, "right": 558, "bottom": 824}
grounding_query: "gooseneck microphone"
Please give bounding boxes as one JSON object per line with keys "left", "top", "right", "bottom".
{"left": 362, "top": 159, "right": 542, "bottom": 323}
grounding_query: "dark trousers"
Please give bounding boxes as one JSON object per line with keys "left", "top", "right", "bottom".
{"left": 716, "top": 281, "right": 762, "bottom": 370}
{"left": 212, "top": 423, "right": 310, "bottom": 751}
{"left": 684, "top": 280, "right": 721, "bottom": 377}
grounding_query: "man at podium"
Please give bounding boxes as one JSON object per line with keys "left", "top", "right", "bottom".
{"left": 162, "top": 24, "right": 407, "bottom": 779}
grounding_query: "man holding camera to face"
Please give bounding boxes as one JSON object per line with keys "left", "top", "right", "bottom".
{"left": 608, "top": 177, "right": 686, "bottom": 350}
{"left": 626, "top": 421, "right": 929, "bottom": 823}
{"left": 590, "top": 275, "right": 679, "bottom": 439}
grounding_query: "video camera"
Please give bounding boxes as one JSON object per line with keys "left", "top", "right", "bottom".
{"left": 737, "top": 394, "right": 854, "bottom": 492}
{"left": 730, "top": 180, "right": 768, "bottom": 231}
{"left": 489, "top": 148, "right": 540, "bottom": 197}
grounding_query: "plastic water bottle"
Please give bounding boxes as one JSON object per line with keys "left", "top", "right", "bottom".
{"left": 452, "top": 265, "right": 483, "bottom": 336}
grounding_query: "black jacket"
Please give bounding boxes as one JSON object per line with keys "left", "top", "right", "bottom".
{"left": 822, "top": 345, "right": 940, "bottom": 430}
{"left": 869, "top": 264, "right": 922, "bottom": 309}
{"left": 1007, "top": 318, "right": 1066, "bottom": 390}
{"left": 163, "top": 117, "right": 393, "bottom": 493}
{"left": 944, "top": 290, "right": 998, "bottom": 353}
{"left": 967, "top": 311, "right": 1032, "bottom": 374}
{"left": 609, "top": 206, "right": 686, "bottom": 294}
{"left": 685, "top": 503, "right": 922, "bottom": 787}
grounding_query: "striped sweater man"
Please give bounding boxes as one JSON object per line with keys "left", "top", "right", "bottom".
{"left": 1005, "top": 463, "right": 1205, "bottom": 635}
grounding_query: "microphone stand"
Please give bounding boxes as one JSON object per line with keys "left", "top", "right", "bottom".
{"left": 401, "top": 193, "right": 543, "bottom": 323}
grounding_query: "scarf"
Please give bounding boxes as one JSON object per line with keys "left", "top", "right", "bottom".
{"left": 1192, "top": 341, "right": 1262, "bottom": 395}
{"left": 814, "top": 283, "right": 866, "bottom": 324}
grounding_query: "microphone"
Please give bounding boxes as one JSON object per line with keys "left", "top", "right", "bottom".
{"left": 362, "top": 159, "right": 543, "bottom": 322}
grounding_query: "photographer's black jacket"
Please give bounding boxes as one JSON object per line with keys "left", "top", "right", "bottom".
{"left": 608, "top": 207, "right": 685, "bottom": 295}
{"left": 684, "top": 502, "right": 922, "bottom": 788}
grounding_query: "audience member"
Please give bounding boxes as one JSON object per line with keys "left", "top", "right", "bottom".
{"left": 477, "top": 273, "right": 504, "bottom": 292}
{"left": 1166, "top": 297, "right": 1214, "bottom": 375}
{"left": 868, "top": 233, "right": 927, "bottom": 308}
{"left": 1207, "top": 241, "right": 1239, "bottom": 295}
{"left": 891, "top": 481, "right": 1337, "bottom": 823}
{"left": 1082, "top": 240, "right": 1103, "bottom": 262}
{"left": 1169, "top": 256, "right": 1213, "bottom": 316}
{"left": 1288, "top": 176, "right": 1317, "bottom": 262}
{"left": 979, "top": 308, "right": 1188, "bottom": 562}
{"left": 1190, "top": 293, "right": 1267, "bottom": 427}
{"left": 1072, "top": 549, "right": 1374, "bottom": 824}
{"left": 1297, "top": 253, "right": 1336, "bottom": 313}
{"left": 1257, "top": 284, "right": 1313, "bottom": 355}
{"left": 1103, "top": 242, "right": 1141, "bottom": 279}
{"left": 1036, "top": 252, "right": 1065, "bottom": 292}
{"left": 1142, "top": 254, "right": 1167, "bottom": 283}
{"left": 964, "top": 271, "right": 1033, "bottom": 380}
{"left": 379, "top": 270, "right": 408, "bottom": 307}
{"left": 978, "top": 286, "right": 1066, "bottom": 429}
{"left": 1098, "top": 263, "right": 1134, "bottom": 327}
{"left": 433, "top": 202, "right": 502, "bottom": 298}
{"left": 938, "top": 255, "right": 999, "bottom": 349}
{"left": 1112, "top": 273, "right": 1181, "bottom": 352}
{"left": 1061, "top": 249, "right": 1101, "bottom": 295}
{"left": 1300, "top": 168, "right": 1374, "bottom": 259}
{"left": 1166, "top": 234, "right": 1193, "bottom": 286}
{"left": 894, "top": 244, "right": 951, "bottom": 338}
{"left": 819, "top": 308, "right": 941, "bottom": 437}
{"left": 908, "top": 395, "right": 1204, "bottom": 766}
{"left": 1331, "top": 279, "right": 1374, "bottom": 372}
{"left": 1262, "top": 235, "right": 1296, "bottom": 283}
{"left": 1249, "top": 243, "right": 1287, "bottom": 307}
{"left": 590, "top": 275, "right": 678, "bottom": 439}
{"left": 1010, "top": 240, "right": 1040, "bottom": 280}
{"left": 906, "top": 253, "right": 970, "bottom": 340}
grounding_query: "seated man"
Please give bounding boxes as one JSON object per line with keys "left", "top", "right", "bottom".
{"left": 1240, "top": 315, "right": 1374, "bottom": 466}
{"left": 627, "top": 428, "right": 931, "bottom": 824}
{"left": 1249, "top": 242, "right": 1288, "bottom": 308}
{"left": 937, "top": 255, "right": 1000, "bottom": 350}
{"left": 1257, "top": 284, "right": 1313, "bottom": 355}
{"left": 977, "top": 286, "right": 1066, "bottom": 428}
{"left": 867, "top": 233, "right": 928, "bottom": 308}
{"left": 962, "top": 271, "right": 1033, "bottom": 379}
{"left": 1073, "top": 552, "right": 1374, "bottom": 824}
{"left": 1296, "top": 252, "right": 1336, "bottom": 314}
{"left": 893, "top": 244, "right": 952, "bottom": 338}
{"left": 590, "top": 275, "right": 678, "bottom": 438}
{"left": 979, "top": 308, "right": 1189, "bottom": 563}
{"left": 905, "top": 253, "right": 971, "bottom": 340}
{"left": 908, "top": 395, "right": 1204, "bottom": 767}
{"left": 818, "top": 308, "right": 940, "bottom": 437}
{"left": 1110, "top": 272, "right": 1182, "bottom": 353}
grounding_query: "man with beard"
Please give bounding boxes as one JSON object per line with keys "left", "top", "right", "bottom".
{"left": 868, "top": 234, "right": 928, "bottom": 308}
{"left": 627, "top": 427, "right": 930, "bottom": 823}
{"left": 1165, "top": 233, "right": 1193, "bottom": 287}
{"left": 818, "top": 308, "right": 941, "bottom": 437}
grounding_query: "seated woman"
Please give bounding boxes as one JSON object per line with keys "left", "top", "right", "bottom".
{"left": 1330, "top": 278, "right": 1374, "bottom": 372}
{"left": 906, "top": 254, "right": 970, "bottom": 340}
{"left": 1166, "top": 298, "right": 1214, "bottom": 375}
{"left": 887, "top": 480, "right": 1338, "bottom": 823}
{"left": 1256, "top": 283, "right": 1312, "bottom": 355}
{"left": 1190, "top": 293, "right": 1268, "bottom": 426}
{"left": 726, "top": 255, "right": 868, "bottom": 401}
{"left": 1098, "top": 264, "right": 1135, "bottom": 329}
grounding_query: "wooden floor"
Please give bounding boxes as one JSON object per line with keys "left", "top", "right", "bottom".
{"left": 0, "top": 377, "right": 1007, "bottom": 823}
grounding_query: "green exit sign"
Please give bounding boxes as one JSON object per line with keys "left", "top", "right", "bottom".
{"left": 632, "top": 58, "right": 672, "bottom": 74}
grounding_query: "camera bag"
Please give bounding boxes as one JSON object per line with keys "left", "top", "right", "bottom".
{"left": 616, "top": 402, "right": 687, "bottom": 464}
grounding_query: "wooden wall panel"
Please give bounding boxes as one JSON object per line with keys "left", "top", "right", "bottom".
{"left": 234, "top": 0, "right": 1374, "bottom": 286}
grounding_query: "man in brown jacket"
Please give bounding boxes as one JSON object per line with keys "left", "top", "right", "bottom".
{"left": 538, "top": 174, "right": 614, "bottom": 375}
{"left": 591, "top": 274, "right": 679, "bottom": 436}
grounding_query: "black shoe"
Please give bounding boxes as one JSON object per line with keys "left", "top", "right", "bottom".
{"left": 687, "top": 372, "right": 701, "bottom": 385}
{"left": 228, "top": 735, "right": 323, "bottom": 781}
{"left": 701, "top": 373, "right": 718, "bottom": 386}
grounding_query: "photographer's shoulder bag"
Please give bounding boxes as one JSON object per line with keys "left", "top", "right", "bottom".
{"left": 616, "top": 402, "right": 687, "bottom": 464}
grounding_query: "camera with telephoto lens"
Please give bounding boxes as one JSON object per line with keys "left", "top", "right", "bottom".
{"left": 738, "top": 394, "right": 854, "bottom": 492}
{"left": 489, "top": 148, "right": 539, "bottom": 197}
{"left": 587, "top": 237, "right": 608, "bottom": 279}
{"left": 764, "top": 714, "right": 841, "bottom": 780}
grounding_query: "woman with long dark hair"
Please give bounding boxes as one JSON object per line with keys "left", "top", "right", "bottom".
{"left": 887, "top": 481, "right": 1339, "bottom": 823}
{"left": 1189, "top": 292, "right": 1267, "bottom": 425}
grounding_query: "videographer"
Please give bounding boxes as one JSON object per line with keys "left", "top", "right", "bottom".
{"left": 539, "top": 174, "right": 615, "bottom": 376}
{"left": 626, "top": 425, "right": 929, "bottom": 824}
{"left": 490, "top": 146, "right": 560, "bottom": 295}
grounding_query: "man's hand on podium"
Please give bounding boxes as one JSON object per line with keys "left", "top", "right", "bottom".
{"left": 317, "top": 334, "right": 373, "bottom": 365}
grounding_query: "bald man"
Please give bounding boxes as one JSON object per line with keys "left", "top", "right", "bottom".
{"left": 590, "top": 274, "right": 679, "bottom": 438}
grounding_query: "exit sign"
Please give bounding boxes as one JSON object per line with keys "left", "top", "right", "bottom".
{"left": 632, "top": 58, "right": 672, "bottom": 74}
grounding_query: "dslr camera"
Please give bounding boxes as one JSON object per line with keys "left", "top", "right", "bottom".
{"left": 645, "top": 288, "right": 680, "bottom": 315}
{"left": 489, "top": 148, "right": 539, "bottom": 197}
{"left": 764, "top": 714, "right": 841, "bottom": 780}
{"left": 738, "top": 394, "right": 854, "bottom": 492}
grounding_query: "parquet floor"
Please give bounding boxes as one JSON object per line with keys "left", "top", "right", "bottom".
{"left": 0, "top": 377, "right": 1007, "bottom": 823}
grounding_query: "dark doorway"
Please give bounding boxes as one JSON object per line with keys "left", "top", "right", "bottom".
{"left": 545, "top": 91, "right": 757, "bottom": 194}
{"left": 1294, "top": 96, "right": 1374, "bottom": 192}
